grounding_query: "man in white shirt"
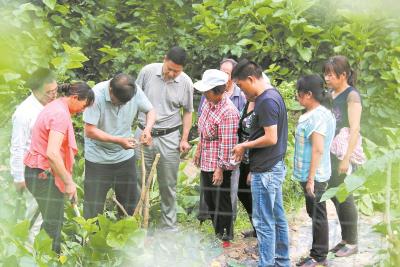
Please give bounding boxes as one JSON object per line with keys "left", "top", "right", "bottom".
{"left": 10, "top": 68, "right": 58, "bottom": 243}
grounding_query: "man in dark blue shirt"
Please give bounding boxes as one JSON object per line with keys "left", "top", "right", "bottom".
{"left": 232, "top": 60, "right": 290, "bottom": 267}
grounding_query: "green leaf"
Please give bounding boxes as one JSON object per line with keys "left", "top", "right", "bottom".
{"left": 303, "top": 25, "right": 322, "bottom": 34}
{"left": 286, "top": 36, "right": 297, "bottom": 47}
{"left": 43, "top": 0, "right": 56, "bottom": 10}
{"left": 59, "top": 255, "right": 67, "bottom": 264}
{"left": 336, "top": 184, "right": 349, "bottom": 203}
{"left": 237, "top": 38, "right": 256, "bottom": 47}
{"left": 3, "top": 72, "right": 21, "bottom": 82}
{"left": 54, "top": 4, "right": 70, "bottom": 15}
{"left": 272, "top": 9, "right": 286, "bottom": 18}
{"left": 256, "top": 7, "right": 273, "bottom": 17}
{"left": 11, "top": 220, "right": 30, "bottom": 241}
{"left": 296, "top": 46, "right": 312, "bottom": 62}
{"left": 320, "top": 187, "right": 339, "bottom": 202}
{"left": 359, "top": 194, "right": 374, "bottom": 215}
{"left": 34, "top": 230, "right": 55, "bottom": 256}
{"left": 89, "top": 232, "right": 110, "bottom": 249}
{"left": 51, "top": 57, "right": 63, "bottom": 68}
{"left": 106, "top": 232, "right": 127, "bottom": 248}
{"left": 344, "top": 175, "right": 365, "bottom": 192}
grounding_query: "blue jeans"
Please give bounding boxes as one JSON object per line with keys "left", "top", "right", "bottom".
{"left": 251, "top": 161, "right": 290, "bottom": 267}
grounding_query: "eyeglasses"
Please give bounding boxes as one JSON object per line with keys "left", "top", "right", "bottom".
{"left": 44, "top": 88, "right": 58, "bottom": 98}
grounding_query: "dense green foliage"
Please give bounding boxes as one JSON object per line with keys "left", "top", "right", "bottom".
{"left": 0, "top": 0, "right": 399, "bottom": 266}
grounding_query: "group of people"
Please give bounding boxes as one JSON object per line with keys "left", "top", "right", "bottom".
{"left": 193, "top": 56, "right": 363, "bottom": 267}
{"left": 10, "top": 45, "right": 363, "bottom": 267}
{"left": 11, "top": 47, "right": 193, "bottom": 253}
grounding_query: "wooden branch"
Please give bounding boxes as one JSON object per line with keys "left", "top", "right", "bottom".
{"left": 137, "top": 146, "right": 147, "bottom": 217}
{"left": 142, "top": 153, "right": 160, "bottom": 229}
{"left": 112, "top": 195, "right": 129, "bottom": 217}
{"left": 133, "top": 153, "right": 160, "bottom": 219}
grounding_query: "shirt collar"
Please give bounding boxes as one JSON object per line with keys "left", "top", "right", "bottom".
{"left": 156, "top": 63, "right": 180, "bottom": 83}
{"left": 298, "top": 105, "right": 322, "bottom": 122}
{"left": 230, "top": 84, "right": 241, "bottom": 98}
{"left": 207, "top": 94, "right": 227, "bottom": 110}
{"left": 104, "top": 80, "right": 111, "bottom": 102}
{"left": 30, "top": 93, "right": 45, "bottom": 109}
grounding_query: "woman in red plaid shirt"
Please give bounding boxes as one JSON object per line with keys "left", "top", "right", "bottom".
{"left": 194, "top": 69, "right": 240, "bottom": 247}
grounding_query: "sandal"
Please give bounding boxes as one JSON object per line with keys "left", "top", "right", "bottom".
{"left": 329, "top": 241, "right": 346, "bottom": 253}
{"left": 335, "top": 244, "right": 358, "bottom": 257}
{"left": 296, "top": 257, "right": 312, "bottom": 266}
{"left": 296, "top": 257, "right": 328, "bottom": 267}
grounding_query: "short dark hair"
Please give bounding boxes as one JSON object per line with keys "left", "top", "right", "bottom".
{"left": 166, "top": 46, "right": 187, "bottom": 66}
{"left": 220, "top": 58, "right": 238, "bottom": 68}
{"left": 231, "top": 59, "right": 263, "bottom": 80}
{"left": 109, "top": 73, "right": 136, "bottom": 104}
{"left": 210, "top": 84, "right": 226, "bottom": 95}
{"left": 26, "top": 68, "right": 55, "bottom": 91}
{"left": 59, "top": 82, "right": 95, "bottom": 107}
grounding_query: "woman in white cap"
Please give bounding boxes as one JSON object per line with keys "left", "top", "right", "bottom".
{"left": 193, "top": 69, "right": 240, "bottom": 247}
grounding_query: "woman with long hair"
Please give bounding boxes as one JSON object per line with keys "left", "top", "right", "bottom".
{"left": 323, "top": 55, "right": 363, "bottom": 257}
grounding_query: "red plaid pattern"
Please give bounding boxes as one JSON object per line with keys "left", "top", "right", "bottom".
{"left": 198, "top": 96, "right": 239, "bottom": 171}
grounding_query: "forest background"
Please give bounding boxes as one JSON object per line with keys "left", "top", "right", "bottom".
{"left": 0, "top": 0, "right": 399, "bottom": 266}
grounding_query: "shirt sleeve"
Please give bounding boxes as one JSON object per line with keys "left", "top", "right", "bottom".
{"left": 258, "top": 98, "right": 279, "bottom": 127}
{"left": 136, "top": 86, "right": 153, "bottom": 113}
{"left": 10, "top": 112, "right": 30, "bottom": 182}
{"left": 217, "top": 111, "right": 239, "bottom": 169}
{"left": 347, "top": 90, "right": 361, "bottom": 104}
{"left": 305, "top": 112, "right": 327, "bottom": 138}
{"left": 136, "top": 68, "right": 145, "bottom": 88}
{"left": 182, "top": 80, "right": 194, "bottom": 112}
{"left": 83, "top": 98, "right": 101, "bottom": 125}
{"left": 47, "top": 110, "right": 69, "bottom": 134}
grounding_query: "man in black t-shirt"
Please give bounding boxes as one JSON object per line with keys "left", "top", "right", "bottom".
{"left": 232, "top": 60, "right": 290, "bottom": 267}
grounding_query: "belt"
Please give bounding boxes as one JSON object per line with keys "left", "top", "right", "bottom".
{"left": 138, "top": 124, "right": 180, "bottom": 137}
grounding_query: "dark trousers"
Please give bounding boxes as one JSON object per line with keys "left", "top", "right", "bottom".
{"left": 301, "top": 181, "right": 329, "bottom": 262}
{"left": 237, "top": 163, "right": 255, "bottom": 232}
{"left": 328, "top": 155, "right": 358, "bottom": 244}
{"left": 83, "top": 156, "right": 138, "bottom": 219}
{"left": 25, "top": 167, "right": 64, "bottom": 253}
{"left": 201, "top": 170, "right": 233, "bottom": 239}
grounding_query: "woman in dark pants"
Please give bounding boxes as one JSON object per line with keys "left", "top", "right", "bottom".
{"left": 293, "top": 75, "right": 336, "bottom": 267}
{"left": 24, "top": 82, "right": 94, "bottom": 253}
{"left": 237, "top": 101, "right": 257, "bottom": 238}
{"left": 324, "top": 55, "right": 363, "bottom": 257}
{"left": 193, "top": 69, "right": 239, "bottom": 247}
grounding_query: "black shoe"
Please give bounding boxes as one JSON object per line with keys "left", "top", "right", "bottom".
{"left": 241, "top": 229, "right": 257, "bottom": 238}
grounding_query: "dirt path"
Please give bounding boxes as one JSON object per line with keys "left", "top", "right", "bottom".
{"left": 216, "top": 201, "right": 386, "bottom": 266}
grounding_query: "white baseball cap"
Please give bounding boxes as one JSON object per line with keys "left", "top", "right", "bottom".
{"left": 193, "top": 69, "right": 229, "bottom": 92}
